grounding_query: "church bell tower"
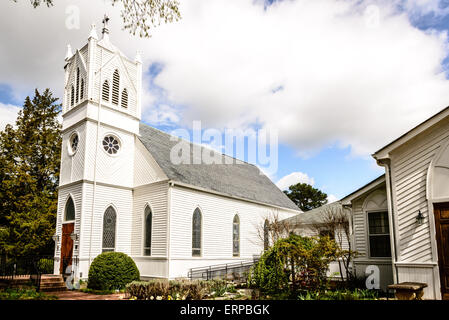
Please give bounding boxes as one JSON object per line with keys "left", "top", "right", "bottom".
{"left": 55, "top": 17, "right": 143, "bottom": 280}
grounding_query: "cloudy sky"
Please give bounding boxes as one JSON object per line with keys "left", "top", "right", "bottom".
{"left": 2, "top": 0, "right": 449, "bottom": 201}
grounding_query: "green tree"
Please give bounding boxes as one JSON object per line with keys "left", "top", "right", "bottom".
{"left": 12, "top": 0, "right": 181, "bottom": 38}
{"left": 248, "top": 233, "right": 340, "bottom": 295}
{"left": 283, "top": 183, "right": 328, "bottom": 212}
{"left": 0, "top": 89, "right": 61, "bottom": 257}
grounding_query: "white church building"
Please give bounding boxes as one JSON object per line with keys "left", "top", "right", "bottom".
{"left": 53, "top": 22, "right": 299, "bottom": 281}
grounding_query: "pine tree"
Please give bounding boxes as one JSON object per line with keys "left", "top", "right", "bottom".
{"left": 0, "top": 89, "right": 61, "bottom": 257}
{"left": 283, "top": 183, "right": 328, "bottom": 212}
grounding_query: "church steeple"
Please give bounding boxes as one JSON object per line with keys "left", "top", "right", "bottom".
{"left": 62, "top": 16, "right": 142, "bottom": 123}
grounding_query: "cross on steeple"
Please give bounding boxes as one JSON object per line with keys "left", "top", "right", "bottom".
{"left": 102, "top": 14, "right": 110, "bottom": 35}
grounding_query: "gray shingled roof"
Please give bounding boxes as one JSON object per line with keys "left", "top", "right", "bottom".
{"left": 283, "top": 201, "right": 343, "bottom": 226}
{"left": 138, "top": 122, "right": 299, "bottom": 211}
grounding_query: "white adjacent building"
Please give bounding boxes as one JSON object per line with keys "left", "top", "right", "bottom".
{"left": 53, "top": 23, "right": 299, "bottom": 281}
{"left": 289, "top": 107, "right": 449, "bottom": 300}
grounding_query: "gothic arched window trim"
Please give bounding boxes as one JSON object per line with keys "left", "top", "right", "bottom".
{"left": 112, "top": 69, "right": 120, "bottom": 105}
{"left": 192, "top": 208, "right": 202, "bottom": 257}
{"left": 102, "top": 205, "right": 117, "bottom": 252}
{"left": 263, "top": 219, "right": 269, "bottom": 251}
{"left": 233, "top": 214, "right": 240, "bottom": 257}
{"left": 143, "top": 204, "right": 152, "bottom": 256}
{"left": 64, "top": 196, "right": 76, "bottom": 222}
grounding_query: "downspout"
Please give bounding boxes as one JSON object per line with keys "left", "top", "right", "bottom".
{"left": 378, "top": 158, "right": 399, "bottom": 283}
{"left": 88, "top": 47, "right": 103, "bottom": 268}
{"left": 166, "top": 181, "right": 174, "bottom": 279}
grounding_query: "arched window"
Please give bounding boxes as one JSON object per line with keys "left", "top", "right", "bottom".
{"left": 144, "top": 205, "right": 152, "bottom": 256}
{"left": 64, "top": 197, "right": 75, "bottom": 221}
{"left": 70, "top": 85, "right": 75, "bottom": 106}
{"left": 102, "top": 206, "right": 116, "bottom": 252}
{"left": 76, "top": 68, "right": 80, "bottom": 103}
{"left": 233, "top": 215, "right": 240, "bottom": 256}
{"left": 80, "top": 78, "right": 85, "bottom": 100}
{"left": 112, "top": 69, "right": 120, "bottom": 105}
{"left": 102, "top": 80, "right": 110, "bottom": 101}
{"left": 264, "top": 219, "right": 269, "bottom": 251}
{"left": 192, "top": 208, "right": 202, "bottom": 256}
{"left": 121, "top": 89, "right": 128, "bottom": 108}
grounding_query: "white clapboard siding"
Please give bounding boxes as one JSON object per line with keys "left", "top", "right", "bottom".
{"left": 131, "top": 182, "right": 169, "bottom": 257}
{"left": 60, "top": 123, "right": 87, "bottom": 186}
{"left": 79, "top": 183, "right": 133, "bottom": 259}
{"left": 352, "top": 198, "right": 368, "bottom": 257}
{"left": 82, "top": 121, "right": 136, "bottom": 188}
{"left": 390, "top": 118, "right": 449, "bottom": 263}
{"left": 169, "top": 185, "right": 296, "bottom": 278}
{"left": 351, "top": 185, "right": 388, "bottom": 262}
{"left": 55, "top": 183, "right": 83, "bottom": 260}
{"left": 133, "top": 138, "right": 167, "bottom": 187}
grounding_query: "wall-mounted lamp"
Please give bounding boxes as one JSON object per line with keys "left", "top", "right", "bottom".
{"left": 70, "top": 232, "right": 79, "bottom": 241}
{"left": 416, "top": 210, "right": 425, "bottom": 224}
{"left": 52, "top": 234, "right": 59, "bottom": 242}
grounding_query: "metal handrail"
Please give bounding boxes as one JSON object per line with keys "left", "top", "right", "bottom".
{"left": 188, "top": 258, "right": 259, "bottom": 281}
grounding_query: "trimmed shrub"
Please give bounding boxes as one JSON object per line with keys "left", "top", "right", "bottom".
{"left": 87, "top": 252, "right": 140, "bottom": 290}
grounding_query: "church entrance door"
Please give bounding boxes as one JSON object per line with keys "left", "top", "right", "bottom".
{"left": 60, "top": 223, "right": 74, "bottom": 275}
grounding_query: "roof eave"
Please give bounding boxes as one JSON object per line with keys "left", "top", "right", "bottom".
{"left": 168, "top": 179, "right": 302, "bottom": 213}
{"left": 373, "top": 105, "right": 449, "bottom": 160}
{"left": 340, "top": 175, "right": 386, "bottom": 205}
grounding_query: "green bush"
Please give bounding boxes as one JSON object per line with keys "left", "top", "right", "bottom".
{"left": 248, "top": 234, "right": 340, "bottom": 294}
{"left": 0, "top": 288, "right": 57, "bottom": 300}
{"left": 87, "top": 252, "right": 140, "bottom": 290}
{"left": 37, "top": 258, "right": 54, "bottom": 274}
{"left": 297, "top": 288, "right": 378, "bottom": 300}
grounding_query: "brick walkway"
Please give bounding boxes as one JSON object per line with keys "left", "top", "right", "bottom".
{"left": 46, "top": 290, "right": 126, "bottom": 300}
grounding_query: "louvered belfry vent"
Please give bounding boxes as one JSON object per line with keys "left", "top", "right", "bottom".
{"left": 121, "top": 89, "right": 128, "bottom": 108}
{"left": 102, "top": 80, "right": 110, "bottom": 101}
{"left": 80, "top": 78, "right": 84, "bottom": 100}
{"left": 112, "top": 69, "right": 120, "bottom": 105}
{"left": 76, "top": 68, "right": 80, "bottom": 103}
{"left": 70, "top": 85, "right": 75, "bottom": 106}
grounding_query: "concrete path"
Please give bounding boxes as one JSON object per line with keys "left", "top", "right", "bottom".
{"left": 46, "top": 290, "right": 126, "bottom": 300}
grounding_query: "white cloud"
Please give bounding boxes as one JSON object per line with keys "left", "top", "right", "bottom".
{"left": 0, "top": 103, "right": 20, "bottom": 131}
{"left": 143, "top": 104, "right": 180, "bottom": 125}
{"left": 1, "top": 0, "right": 449, "bottom": 158}
{"left": 401, "top": 0, "right": 449, "bottom": 17}
{"left": 327, "top": 194, "right": 339, "bottom": 203}
{"left": 276, "top": 172, "right": 315, "bottom": 190}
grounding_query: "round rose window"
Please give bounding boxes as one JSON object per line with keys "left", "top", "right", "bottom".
{"left": 69, "top": 133, "right": 79, "bottom": 155}
{"left": 102, "top": 135, "right": 120, "bottom": 155}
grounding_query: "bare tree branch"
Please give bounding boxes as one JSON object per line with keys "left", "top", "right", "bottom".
{"left": 13, "top": 0, "right": 181, "bottom": 38}
{"left": 112, "top": 0, "right": 181, "bottom": 37}
{"left": 312, "top": 203, "right": 358, "bottom": 282}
